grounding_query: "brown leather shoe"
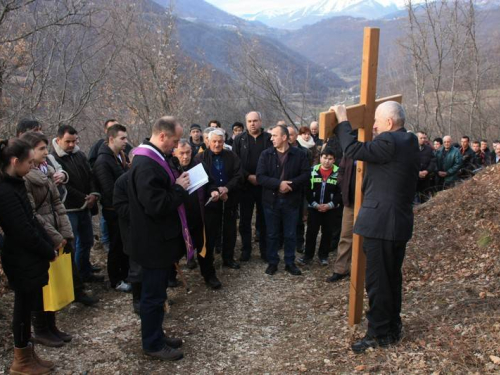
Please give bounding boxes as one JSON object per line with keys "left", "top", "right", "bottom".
{"left": 10, "top": 344, "right": 51, "bottom": 375}
{"left": 31, "top": 342, "right": 55, "bottom": 369}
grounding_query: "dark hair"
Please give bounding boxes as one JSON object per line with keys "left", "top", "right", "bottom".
{"left": 232, "top": 122, "right": 244, "bottom": 130}
{"left": 104, "top": 119, "right": 117, "bottom": 129}
{"left": 433, "top": 137, "right": 443, "bottom": 145}
{"left": 20, "top": 132, "right": 48, "bottom": 149}
{"left": 152, "top": 116, "right": 178, "bottom": 135}
{"left": 461, "top": 135, "right": 470, "bottom": 141}
{"left": 208, "top": 120, "right": 221, "bottom": 128}
{"left": 57, "top": 125, "right": 78, "bottom": 138}
{"left": 298, "top": 126, "right": 311, "bottom": 135}
{"left": 107, "top": 124, "right": 127, "bottom": 139}
{"left": 274, "top": 125, "right": 289, "bottom": 139}
{"left": 481, "top": 139, "right": 488, "bottom": 143}
{"left": 16, "top": 118, "right": 41, "bottom": 137}
{"left": 0, "top": 138, "right": 33, "bottom": 176}
{"left": 416, "top": 130, "right": 427, "bottom": 135}
{"left": 320, "top": 147, "right": 335, "bottom": 158}
{"left": 472, "top": 140, "right": 480, "bottom": 146}
{"left": 494, "top": 140, "right": 500, "bottom": 144}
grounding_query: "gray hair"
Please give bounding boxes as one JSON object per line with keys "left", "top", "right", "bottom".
{"left": 245, "top": 111, "right": 262, "bottom": 122}
{"left": 203, "top": 127, "right": 214, "bottom": 136}
{"left": 177, "top": 139, "right": 191, "bottom": 148}
{"left": 208, "top": 128, "right": 225, "bottom": 141}
{"left": 377, "top": 101, "right": 406, "bottom": 128}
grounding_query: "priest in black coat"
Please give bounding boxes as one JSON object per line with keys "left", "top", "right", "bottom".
{"left": 330, "top": 101, "right": 419, "bottom": 354}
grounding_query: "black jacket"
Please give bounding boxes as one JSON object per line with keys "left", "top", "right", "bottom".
{"left": 306, "top": 164, "right": 342, "bottom": 208}
{"left": 189, "top": 137, "right": 204, "bottom": 157}
{"left": 195, "top": 149, "right": 243, "bottom": 208}
{"left": 233, "top": 130, "right": 272, "bottom": 180}
{"left": 256, "top": 146, "right": 310, "bottom": 208}
{"left": 338, "top": 156, "right": 356, "bottom": 207}
{"left": 335, "top": 122, "right": 419, "bottom": 241}
{"left": 88, "top": 138, "right": 133, "bottom": 168}
{"left": 94, "top": 143, "right": 128, "bottom": 212}
{"left": 113, "top": 171, "right": 130, "bottom": 255}
{"left": 417, "top": 144, "right": 436, "bottom": 177}
{"left": 128, "top": 141, "right": 188, "bottom": 268}
{"left": 0, "top": 175, "right": 55, "bottom": 292}
{"left": 51, "top": 139, "right": 99, "bottom": 211}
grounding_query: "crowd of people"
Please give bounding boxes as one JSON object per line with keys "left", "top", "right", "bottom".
{"left": 0, "top": 106, "right": 499, "bottom": 372}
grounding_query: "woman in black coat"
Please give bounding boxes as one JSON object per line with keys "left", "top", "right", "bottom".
{"left": 0, "top": 138, "right": 58, "bottom": 374}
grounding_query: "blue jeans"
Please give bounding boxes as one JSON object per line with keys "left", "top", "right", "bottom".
{"left": 263, "top": 198, "right": 299, "bottom": 266}
{"left": 100, "top": 215, "right": 110, "bottom": 245}
{"left": 140, "top": 267, "right": 170, "bottom": 352}
{"left": 67, "top": 210, "right": 94, "bottom": 279}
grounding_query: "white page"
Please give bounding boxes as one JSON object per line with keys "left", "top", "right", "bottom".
{"left": 187, "top": 163, "right": 209, "bottom": 194}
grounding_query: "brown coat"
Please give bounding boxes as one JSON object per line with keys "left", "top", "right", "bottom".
{"left": 24, "top": 165, "right": 74, "bottom": 246}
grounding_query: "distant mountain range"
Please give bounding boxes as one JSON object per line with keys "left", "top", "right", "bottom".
{"left": 242, "top": 0, "right": 403, "bottom": 29}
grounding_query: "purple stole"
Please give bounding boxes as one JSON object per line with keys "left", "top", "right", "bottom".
{"left": 133, "top": 145, "right": 195, "bottom": 260}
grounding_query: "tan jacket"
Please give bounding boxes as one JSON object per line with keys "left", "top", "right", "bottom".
{"left": 24, "top": 165, "right": 74, "bottom": 246}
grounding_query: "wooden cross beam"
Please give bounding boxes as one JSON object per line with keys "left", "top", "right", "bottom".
{"left": 319, "top": 27, "right": 402, "bottom": 327}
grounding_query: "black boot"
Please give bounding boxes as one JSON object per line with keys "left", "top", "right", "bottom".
{"left": 31, "top": 311, "right": 64, "bottom": 348}
{"left": 46, "top": 311, "right": 72, "bottom": 343}
{"left": 132, "top": 283, "right": 142, "bottom": 315}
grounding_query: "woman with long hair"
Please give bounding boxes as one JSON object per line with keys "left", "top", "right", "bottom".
{"left": 21, "top": 132, "right": 74, "bottom": 348}
{"left": 0, "top": 138, "right": 60, "bottom": 374}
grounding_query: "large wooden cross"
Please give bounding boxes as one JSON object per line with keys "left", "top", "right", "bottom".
{"left": 319, "top": 27, "right": 402, "bottom": 326}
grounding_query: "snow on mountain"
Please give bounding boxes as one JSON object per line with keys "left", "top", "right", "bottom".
{"left": 242, "top": 0, "right": 406, "bottom": 29}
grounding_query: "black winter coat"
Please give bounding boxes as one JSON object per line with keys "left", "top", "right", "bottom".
{"left": 256, "top": 146, "right": 310, "bottom": 208}
{"left": 338, "top": 156, "right": 356, "bottom": 207}
{"left": 0, "top": 175, "right": 55, "bottom": 292}
{"left": 94, "top": 143, "right": 128, "bottom": 213}
{"left": 194, "top": 149, "right": 243, "bottom": 209}
{"left": 128, "top": 142, "right": 188, "bottom": 268}
{"left": 51, "top": 140, "right": 99, "bottom": 211}
{"left": 335, "top": 122, "right": 419, "bottom": 242}
{"left": 417, "top": 144, "right": 436, "bottom": 173}
{"left": 113, "top": 171, "right": 130, "bottom": 255}
{"left": 88, "top": 138, "right": 133, "bottom": 168}
{"left": 232, "top": 130, "right": 272, "bottom": 180}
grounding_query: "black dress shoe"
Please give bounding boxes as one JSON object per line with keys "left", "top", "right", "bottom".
{"left": 326, "top": 272, "right": 349, "bottom": 283}
{"left": 91, "top": 265, "right": 102, "bottom": 273}
{"left": 351, "top": 335, "right": 378, "bottom": 354}
{"left": 82, "top": 274, "right": 105, "bottom": 283}
{"left": 144, "top": 345, "right": 183, "bottom": 361}
{"left": 265, "top": 264, "right": 278, "bottom": 275}
{"left": 297, "top": 257, "right": 312, "bottom": 266}
{"left": 205, "top": 276, "right": 222, "bottom": 290}
{"left": 165, "top": 337, "right": 183, "bottom": 349}
{"left": 168, "top": 279, "right": 179, "bottom": 288}
{"left": 74, "top": 291, "right": 98, "bottom": 306}
{"left": 239, "top": 253, "right": 251, "bottom": 262}
{"left": 223, "top": 260, "right": 240, "bottom": 269}
{"left": 285, "top": 263, "right": 302, "bottom": 276}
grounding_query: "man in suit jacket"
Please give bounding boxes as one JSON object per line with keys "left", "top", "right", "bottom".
{"left": 128, "top": 117, "right": 189, "bottom": 361}
{"left": 330, "top": 101, "right": 419, "bottom": 354}
{"left": 415, "top": 131, "right": 436, "bottom": 203}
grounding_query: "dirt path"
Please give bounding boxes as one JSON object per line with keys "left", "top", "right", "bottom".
{"left": 1, "top": 239, "right": 499, "bottom": 374}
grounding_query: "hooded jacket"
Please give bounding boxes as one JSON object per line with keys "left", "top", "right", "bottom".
{"left": 24, "top": 164, "right": 74, "bottom": 246}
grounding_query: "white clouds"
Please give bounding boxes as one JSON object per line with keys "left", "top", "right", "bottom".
{"left": 205, "top": 0, "right": 307, "bottom": 15}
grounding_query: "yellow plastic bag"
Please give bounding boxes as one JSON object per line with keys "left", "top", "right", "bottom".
{"left": 43, "top": 249, "right": 74, "bottom": 312}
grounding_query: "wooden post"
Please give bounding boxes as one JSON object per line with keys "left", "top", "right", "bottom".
{"left": 318, "top": 27, "right": 403, "bottom": 327}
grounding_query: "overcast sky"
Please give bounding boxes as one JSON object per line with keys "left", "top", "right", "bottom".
{"left": 205, "top": 0, "right": 305, "bottom": 15}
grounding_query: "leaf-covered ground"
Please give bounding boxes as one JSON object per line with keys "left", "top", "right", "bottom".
{"left": 1, "top": 165, "right": 499, "bottom": 374}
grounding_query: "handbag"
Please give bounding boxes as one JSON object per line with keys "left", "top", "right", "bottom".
{"left": 43, "top": 248, "right": 74, "bottom": 312}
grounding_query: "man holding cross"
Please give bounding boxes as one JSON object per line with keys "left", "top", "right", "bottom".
{"left": 329, "top": 101, "right": 419, "bottom": 354}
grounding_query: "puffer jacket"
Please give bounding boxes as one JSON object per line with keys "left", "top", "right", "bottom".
{"left": 0, "top": 175, "right": 55, "bottom": 292}
{"left": 24, "top": 165, "right": 74, "bottom": 246}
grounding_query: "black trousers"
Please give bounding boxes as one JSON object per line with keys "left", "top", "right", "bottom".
{"left": 205, "top": 205, "right": 238, "bottom": 263}
{"left": 13, "top": 288, "right": 43, "bottom": 347}
{"left": 416, "top": 177, "right": 432, "bottom": 203}
{"left": 103, "top": 211, "right": 129, "bottom": 287}
{"left": 363, "top": 237, "right": 407, "bottom": 337}
{"left": 238, "top": 185, "right": 266, "bottom": 256}
{"left": 305, "top": 207, "right": 342, "bottom": 260}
